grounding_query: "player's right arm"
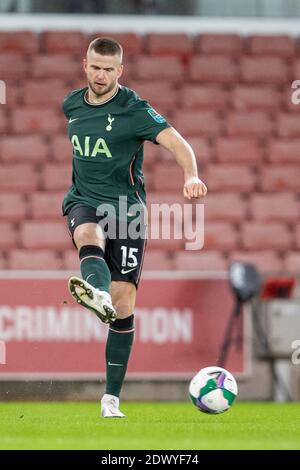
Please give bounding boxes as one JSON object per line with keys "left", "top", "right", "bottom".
{"left": 155, "top": 127, "right": 207, "bottom": 200}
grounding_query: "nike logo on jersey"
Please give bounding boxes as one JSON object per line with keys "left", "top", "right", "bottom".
{"left": 69, "top": 118, "right": 79, "bottom": 123}
{"left": 108, "top": 361, "right": 123, "bottom": 367}
{"left": 121, "top": 267, "right": 137, "bottom": 275}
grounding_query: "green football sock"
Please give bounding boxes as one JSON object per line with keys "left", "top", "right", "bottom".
{"left": 79, "top": 245, "right": 111, "bottom": 293}
{"left": 105, "top": 315, "right": 135, "bottom": 397}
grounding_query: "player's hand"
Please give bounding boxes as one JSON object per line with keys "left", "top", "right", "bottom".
{"left": 183, "top": 176, "right": 207, "bottom": 200}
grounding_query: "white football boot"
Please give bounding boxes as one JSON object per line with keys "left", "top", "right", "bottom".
{"left": 68, "top": 276, "right": 117, "bottom": 324}
{"left": 101, "top": 394, "right": 126, "bottom": 418}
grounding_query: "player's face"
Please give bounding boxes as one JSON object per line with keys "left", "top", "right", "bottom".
{"left": 84, "top": 50, "right": 123, "bottom": 98}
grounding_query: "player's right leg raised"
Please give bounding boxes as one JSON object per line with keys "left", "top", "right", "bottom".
{"left": 67, "top": 211, "right": 116, "bottom": 324}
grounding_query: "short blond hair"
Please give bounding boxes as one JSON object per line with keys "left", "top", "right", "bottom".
{"left": 88, "top": 37, "right": 123, "bottom": 63}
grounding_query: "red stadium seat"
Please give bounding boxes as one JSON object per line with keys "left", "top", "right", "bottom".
{"left": 0, "top": 109, "right": 8, "bottom": 134}
{"left": 283, "top": 252, "right": 300, "bottom": 274}
{"left": 204, "top": 222, "right": 238, "bottom": 250}
{"left": 49, "top": 135, "right": 72, "bottom": 162}
{"left": 241, "top": 57, "right": 289, "bottom": 84}
{"left": 204, "top": 164, "right": 257, "bottom": 192}
{"left": 194, "top": 34, "right": 243, "bottom": 56}
{"left": 142, "top": 168, "right": 154, "bottom": 192}
{"left": 143, "top": 141, "right": 159, "bottom": 169}
{"left": 216, "top": 138, "right": 264, "bottom": 164}
{"left": 70, "top": 78, "right": 87, "bottom": 90}
{"left": 0, "top": 53, "right": 27, "bottom": 79}
{"left": 186, "top": 137, "right": 213, "bottom": 165}
{"left": 12, "top": 108, "right": 62, "bottom": 134}
{"left": 41, "top": 31, "right": 88, "bottom": 55}
{"left": 231, "top": 251, "right": 283, "bottom": 273}
{"left": 118, "top": 60, "right": 134, "bottom": 85}
{"left": 204, "top": 193, "right": 247, "bottom": 222}
{"left": 41, "top": 164, "right": 72, "bottom": 191}
{"left": 226, "top": 111, "right": 273, "bottom": 137}
{"left": 242, "top": 222, "right": 292, "bottom": 250}
{"left": 147, "top": 192, "right": 185, "bottom": 207}
{"left": 267, "top": 139, "right": 300, "bottom": 163}
{"left": 282, "top": 86, "right": 300, "bottom": 113}
{"left": 172, "top": 110, "right": 223, "bottom": 137}
{"left": 260, "top": 166, "right": 300, "bottom": 192}
{"left": 154, "top": 138, "right": 206, "bottom": 169}
{"left": 0, "top": 252, "right": 7, "bottom": 269}
{"left": 92, "top": 32, "right": 143, "bottom": 57}
{"left": 0, "top": 136, "right": 48, "bottom": 162}
{"left": 0, "top": 222, "right": 18, "bottom": 248}
{"left": 29, "top": 192, "right": 65, "bottom": 219}
{"left": 180, "top": 85, "right": 229, "bottom": 110}
{"left": 0, "top": 194, "right": 27, "bottom": 221}
{"left": 152, "top": 164, "right": 183, "bottom": 192}
{"left": 135, "top": 56, "right": 184, "bottom": 81}
{"left": 143, "top": 142, "right": 159, "bottom": 169}
{"left": 129, "top": 81, "right": 177, "bottom": 110}
{"left": 232, "top": 85, "right": 282, "bottom": 111}
{"left": 294, "top": 224, "right": 300, "bottom": 249}
{"left": 155, "top": 146, "right": 175, "bottom": 164}
{"left": 147, "top": 219, "right": 184, "bottom": 251}
{"left": 0, "top": 31, "right": 39, "bottom": 54}
{"left": 8, "top": 249, "right": 62, "bottom": 270}
{"left": 189, "top": 56, "right": 239, "bottom": 84}
{"left": 0, "top": 164, "right": 38, "bottom": 192}
{"left": 276, "top": 113, "right": 300, "bottom": 138}
{"left": 292, "top": 59, "right": 300, "bottom": 81}
{"left": 2, "top": 80, "right": 23, "bottom": 109}
{"left": 249, "top": 193, "right": 299, "bottom": 222}
{"left": 20, "top": 221, "right": 71, "bottom": 249}
{"left": 23, "top": 80, "right": 69, "bottom": 107}
{"left": 147, "top": 194, "right": 186, "bottom": 225}
{"left": 32, "top": 55, "right": 82, "bottom": 79}
{"left": 248, "top": 35, "right": 295, "bottom": 57}
{"left": 146, "top": 33, "right": 193, "bottom": 58}
{"left": 61, "top": 250, "right": 79, "bottom": 270}
{"left": 173, "top": 251, "right": 227, "bottom": 271}
{"left": 142, "top": 249, "right": 174, "bottom": 270}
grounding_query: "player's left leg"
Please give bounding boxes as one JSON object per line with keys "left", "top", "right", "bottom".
{"left": 101, "top": 281, "right": 136, "bottom": 418}
{"left": 99, "top": 209, "right": 146, "bottom": 417}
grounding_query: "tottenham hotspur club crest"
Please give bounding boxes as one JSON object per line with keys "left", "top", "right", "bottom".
{"left": 106, "top": 114, "right": 115, "bottom": 131}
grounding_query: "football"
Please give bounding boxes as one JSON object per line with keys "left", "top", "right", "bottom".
{"left": 189, "top": 366, "right": 238, "bottom": 414}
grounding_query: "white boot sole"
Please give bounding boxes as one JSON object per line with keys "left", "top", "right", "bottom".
{"left": 68, "top": 276, "right": 116, "bottom": 324}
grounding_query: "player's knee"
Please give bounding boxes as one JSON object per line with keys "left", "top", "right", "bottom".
{"left": 113, "top": 299, "right": 133, "bottom": 319}
{"left": 74, "top": 226, "right": 98, "bottom": 249}
{"left": 111, "top": 282, "right": 136, "bottom": 319}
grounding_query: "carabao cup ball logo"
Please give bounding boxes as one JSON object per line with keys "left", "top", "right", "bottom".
{"left": 189, "top": 366, "right": 238, "bottom": 414}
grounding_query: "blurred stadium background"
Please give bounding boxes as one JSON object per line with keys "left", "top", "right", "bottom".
{"left": 0, "top": 0, "right": 300, "bottom": 405}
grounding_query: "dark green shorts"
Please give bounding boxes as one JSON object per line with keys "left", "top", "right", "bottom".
{"left": 65, "top": 203, "right": 147, "bottom": 288}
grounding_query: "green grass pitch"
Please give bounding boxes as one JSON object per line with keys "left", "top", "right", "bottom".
{"left": 1, "top": 402, "right": 300, "bottom": 450}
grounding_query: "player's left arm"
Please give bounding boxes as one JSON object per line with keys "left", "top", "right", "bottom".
{"left": 155, "top": 127, "right": 207, "bottom": 200}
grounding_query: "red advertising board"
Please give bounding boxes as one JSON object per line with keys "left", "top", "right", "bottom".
{"left": 0, "top": 272, "right": 250, "bottom": 379}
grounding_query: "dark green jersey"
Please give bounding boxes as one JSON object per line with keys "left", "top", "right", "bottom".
{"left": 62, "top": 85, "right": 171, "bottom": 218}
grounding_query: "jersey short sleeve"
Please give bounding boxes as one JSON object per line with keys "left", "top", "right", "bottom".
{"left": 62, "top": 92, "right": 73, "bottom": 119}
{"left": 62, "top": 88, "right": 85, "bottom": 120}
{"left": 133, "top": 100, "right": 171, "bottom": 143}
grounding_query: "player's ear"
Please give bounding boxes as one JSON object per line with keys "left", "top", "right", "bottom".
{"left": 83, "top": 58, "right": 87, "bottom": 73}
{"left": 117, "top": 64, "right": 123, "bottom": 79}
